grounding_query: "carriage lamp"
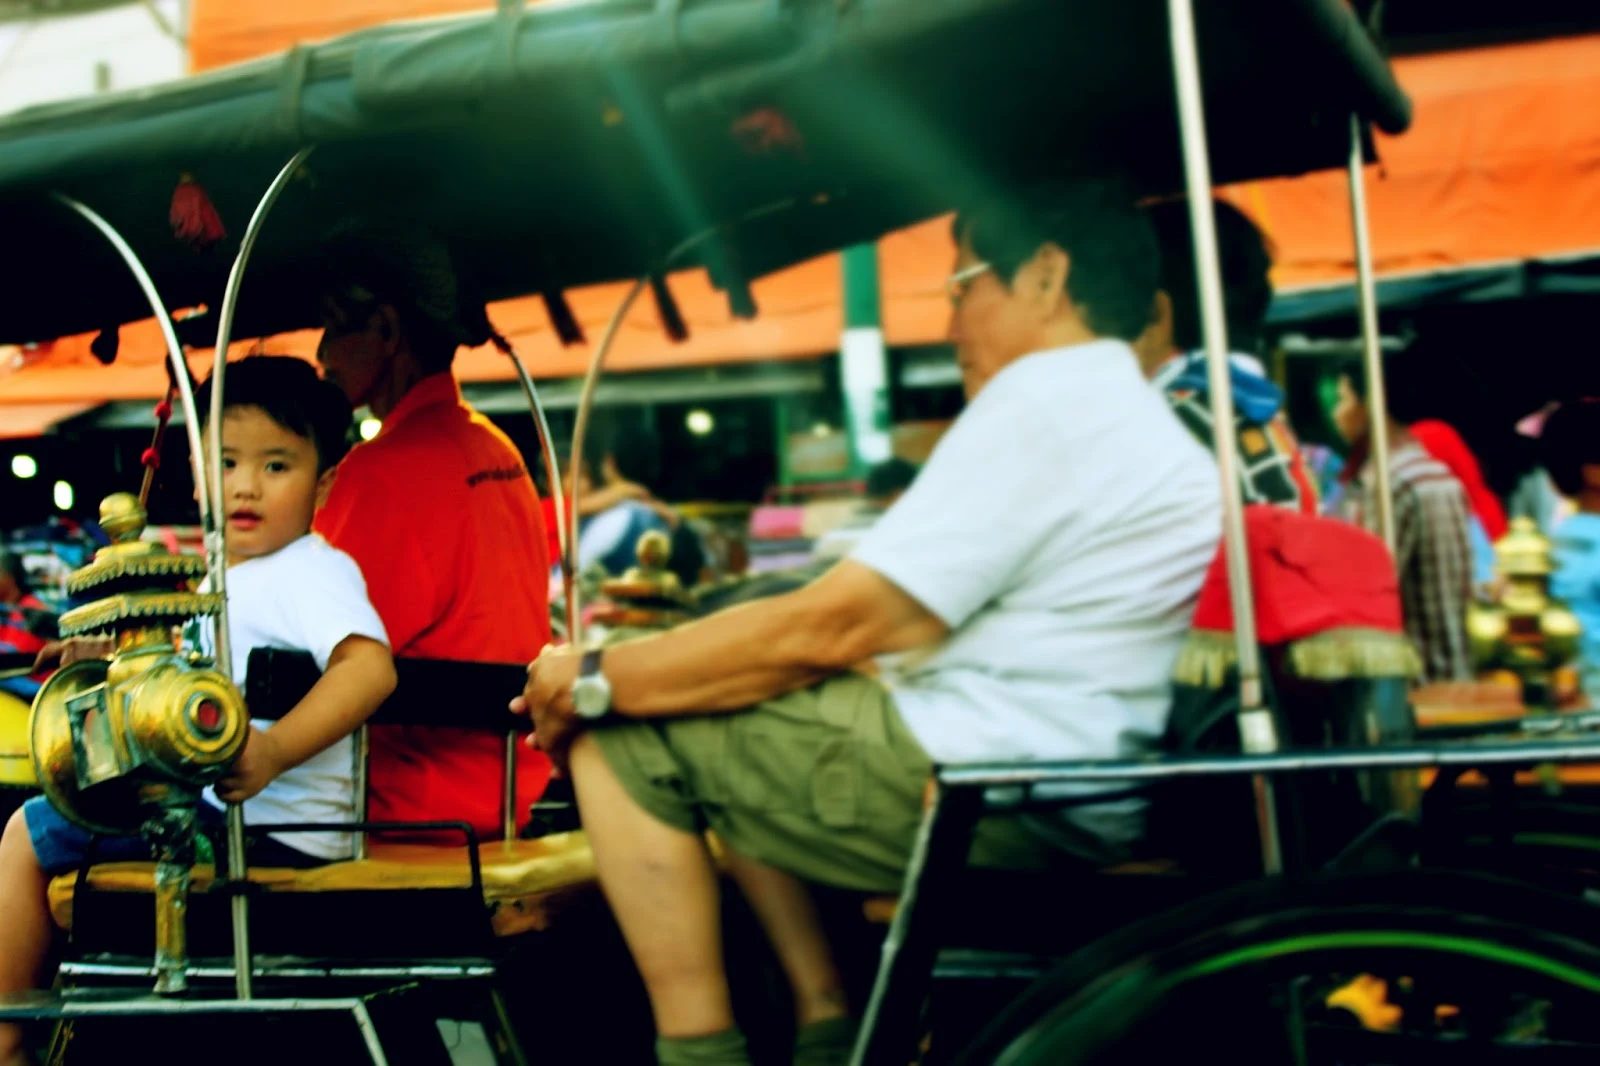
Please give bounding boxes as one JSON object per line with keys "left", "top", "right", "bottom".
{"left": 1467, "top": 517, "right": 1582, "bottom": 710}
{"left": 29, "top": 491, "right": 247, "bottom": 996}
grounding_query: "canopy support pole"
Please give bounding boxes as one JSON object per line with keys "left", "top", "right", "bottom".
{"left": 490, "top": 338, "right": 569, "bottom": 846}
{"left": 1168, "top": 0, "right": 1283, "bottom": 876}
{"left": 566, "top": 196, "right": 796, "bottom": 646}
{"left": 49, "top": 194, "right": 208, "bottom": 533}
{"left": 207, "top": 146, "right": 314, "bottom": 1001}
{"left": 1348, "top": 114, "right": 1396, "bottom": 554}
{"left": 567, "top": 278, "right": 650, "bottom": 643}
{"left": 499, "top": 340, "right": 577, "bottom": 638}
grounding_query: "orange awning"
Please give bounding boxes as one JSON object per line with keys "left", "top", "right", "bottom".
{"left": 0, "top": 400, "right": 95, "bottom": 439}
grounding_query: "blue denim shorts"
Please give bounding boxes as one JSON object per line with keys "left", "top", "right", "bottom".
{"left": 23, "top": 796, "right": 326, "bottom": 877}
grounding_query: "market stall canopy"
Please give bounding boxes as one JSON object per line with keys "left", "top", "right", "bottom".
{"left": 0, "top": 0, "right": 1408, "bottom": 348}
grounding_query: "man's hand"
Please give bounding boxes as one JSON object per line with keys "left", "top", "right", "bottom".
{"left": 510, "top": 646, "right": 584, "bottom": 768}
{"left": 215, "top": 727, "right": 285, "bottom": 803}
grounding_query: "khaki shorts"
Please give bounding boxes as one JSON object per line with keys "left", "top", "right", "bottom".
{"left": 589, "top": 672, "right": 1054, "bottom": 893}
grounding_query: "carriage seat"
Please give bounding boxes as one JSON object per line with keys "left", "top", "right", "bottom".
{"left": 48, "top": 650, "right": 593, "bottom": 941}
{"left": 48, "top": 830, "right": 598, "bottom": 938}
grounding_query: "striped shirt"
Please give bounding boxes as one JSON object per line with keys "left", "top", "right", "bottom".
{"left": 1345, "top": 441, "right": 1474, "bottom": 681}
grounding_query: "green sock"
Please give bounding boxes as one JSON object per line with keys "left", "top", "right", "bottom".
{"left": 793, "top": 1016, "right": 859, "bottom": 1066}
{"left": 656, "top": 1028, "right": 752, "bottom": 1066}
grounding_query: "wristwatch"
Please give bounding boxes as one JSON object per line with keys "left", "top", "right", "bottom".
{"left": 570, "top": 649, "right": 612, "bottom": 720}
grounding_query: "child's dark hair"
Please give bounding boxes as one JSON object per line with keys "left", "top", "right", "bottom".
{"left": 194, "top": 356, "right": 354, "bottom": 472}
{"left": 1539, "top": 400, "right": 1600, "bottom": 499}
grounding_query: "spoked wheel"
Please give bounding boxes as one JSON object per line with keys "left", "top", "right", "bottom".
{"left": 953, "top": 870, "right": 1600, "bottom": 1065}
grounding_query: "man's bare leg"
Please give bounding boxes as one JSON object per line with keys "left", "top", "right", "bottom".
{"left": 0, "top": 808, "right": 53, "bottom": 1066}
{"left": 721, "top": 851, "right": 848, "bottom": 1026}
{"left": 567, "top": 734, "right": 740, "bottom": 1044}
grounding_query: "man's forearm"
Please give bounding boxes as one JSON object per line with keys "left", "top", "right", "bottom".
{"left": 605, "top": 594, "right": 843, "bottom": 718}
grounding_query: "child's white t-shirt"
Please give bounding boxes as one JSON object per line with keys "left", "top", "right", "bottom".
{"left": 197, "top": 534, "right": 389, "bottom": 861}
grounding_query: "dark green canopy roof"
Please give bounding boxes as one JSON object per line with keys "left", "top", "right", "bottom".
{"left": 0, "top": 0, "right": 1409, "bottom": 347}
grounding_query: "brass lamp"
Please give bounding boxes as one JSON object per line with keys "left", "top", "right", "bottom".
{"left": 1467, "top": 517, "right": 1582, "bottom": 709}
{"left": 29, "top": 492, "right": 247, "bottom": 994}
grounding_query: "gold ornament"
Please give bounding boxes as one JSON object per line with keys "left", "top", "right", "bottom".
{"left": 1468, "top": 517, "right": 1583, "bottom": 707}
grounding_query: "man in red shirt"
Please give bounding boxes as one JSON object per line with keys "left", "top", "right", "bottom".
{"left": 313, "top": 223, "right": 552, "bottom": 837}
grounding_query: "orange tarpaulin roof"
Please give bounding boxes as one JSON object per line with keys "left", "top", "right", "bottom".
{"left": 1, "top": 17, "right": 1596, "bottom": 412}
{"left": 0, "top": 258, "right": 844, "bottom": 405}
{"left": 1224, "top": 33, "right": 1600, "bottom": 291}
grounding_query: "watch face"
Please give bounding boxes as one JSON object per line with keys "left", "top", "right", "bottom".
{"left": 572, "top": 674, "right": 611, "bottom": 719}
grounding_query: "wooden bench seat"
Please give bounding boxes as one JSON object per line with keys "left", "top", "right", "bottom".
{"left": 49, "top": 831, "right": 597, "bottom": 937}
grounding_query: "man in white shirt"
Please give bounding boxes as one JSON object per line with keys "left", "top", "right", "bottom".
{"left": 512, "top": 180, "right": 1222, "bottom": 1066}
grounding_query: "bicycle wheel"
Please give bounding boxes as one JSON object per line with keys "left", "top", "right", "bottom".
{"left": 954, "top": 869, "right": 1600, "bottom": 1065}
{"left": 1424, "top": 794, "right": 1600, "bottom": 894}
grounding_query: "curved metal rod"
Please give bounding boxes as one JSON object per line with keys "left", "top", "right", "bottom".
{"left": 205, "top": 145, "right": 313, "bottom": 1004}
{"left": 498, "top": 340, "right": 574, "bottom": 617}
{"left": 1348, "top": 114, "right": 1395, "bottom": 554}
{"left": 207, "top": 146, "right": 314, "bottom": 683}
{"left": 566, "top": 277, "right": 650, "bottom": 639}
{"left": 50, "top": 194, "right": 206, "bottom": 525}
{"left": 566, "top": 197, "right": 798, "bottom": 645}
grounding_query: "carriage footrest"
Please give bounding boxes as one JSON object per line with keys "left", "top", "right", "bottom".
{"left": 0, "top": 988, "right": 374, "bottom": 1022}
{"left": 59, "top": 955, "right": 500, "bottom": 984}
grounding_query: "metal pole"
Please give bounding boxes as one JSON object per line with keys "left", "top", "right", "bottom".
{"left": 565, "top": 197, "right": 797, "bottom": 646}
{"left": 50, "top": 194, "right": 209, "bottom": 529}
{"left": 502, "top": 733, "right": 518, "bottom": 845}
{"left": 207, "top": 145, "right": 314, "bottom": 1001}
{"left": 567, "top": 276, "right": 650, "bottom": 645}
{"left": 1348, "top": 114, "right": 1396, "bottom": 554}
{"left": 500, "top": 341, "right": 574, "bottom": 623}
{"left": 1168, "top": 0, "right": 1282, "bottom": 875}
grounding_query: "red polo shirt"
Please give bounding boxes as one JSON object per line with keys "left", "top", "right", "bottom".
{"left": 315, "top": 373, "right": 552, "bottom": 838}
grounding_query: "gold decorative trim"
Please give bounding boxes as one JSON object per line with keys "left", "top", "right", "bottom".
{"left": 1288, "top": 628, "right": 1423, "bottom": 682}
{"left": 1172, "top": 630, "right": 1239, "bottom": 689}
{"left": 1173, "top": 627, "right": 1424, "bottom": 689}
{"left": 60, "top": 592, "right": 221, "bottom": 636}
{"left": 69, "top": 553, "right": 207, "bottom": 595}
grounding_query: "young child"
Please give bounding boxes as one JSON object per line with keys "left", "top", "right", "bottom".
{"left": 1541, "top": 400, "right": 1600, "bottom": 700}
{"left": 0, "top": 356, "right": 396, "bottom": 1066}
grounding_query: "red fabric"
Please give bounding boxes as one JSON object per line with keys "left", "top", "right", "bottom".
{"left": 1410, "top": 420, "right": 1509, "bottom": 541}
{"left": 169, "top": 175, "right": 227, "bottom": 251}
{"left": 315, "top": 373, "right": 552, "bottom": 839}
{"left": 1191, "top": 506, "right": 1405, "bottom": 640}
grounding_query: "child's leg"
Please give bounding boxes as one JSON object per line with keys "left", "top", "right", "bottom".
{"left": 0, "top": 806, "right": 53, "bottom": 1065}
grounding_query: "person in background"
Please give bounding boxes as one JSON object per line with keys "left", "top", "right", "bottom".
{"left": 1410, "top": 419, "right": 1508, "bottom": 588}
{"left": 0, "top": 550, "right": 55, "bottom": 700}
{"left": 1136, "top": 198, "right": 1318, "bottom": 513}
{"left": 1334, "top": 357, "right": 1474, "bottom": 681}
{"left": 811, "top": 458, "right": 920, "bottom": 562}
{"left": 559, "top": 419, "right": 707, "bottom": 587}
{"left": 313, "top": 221, "right": 554, "bottom": 839}
{"left": 1537, "top": 400, "right": 1600, "bottom": 700}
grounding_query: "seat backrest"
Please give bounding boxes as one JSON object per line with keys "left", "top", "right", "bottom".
{"left": 245, "top": 649, "right": 531, "bottom": 858}
{"left": 1154, "top": 507, "right": 1421, "bottom": 875}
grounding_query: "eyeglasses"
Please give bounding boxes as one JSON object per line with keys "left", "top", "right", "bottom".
{"left": 945, "top": 261, "right": 992, "bottom": 304}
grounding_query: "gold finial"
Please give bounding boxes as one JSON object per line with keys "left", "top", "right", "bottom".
{"left": 1496, "top": 516, "right": 1554, "bottom": 579}
{"left": 100, "top": 492, "right": 148, "bottom": 545}
{"left": 636, "top": 529, "right": 672, "bottom": 571}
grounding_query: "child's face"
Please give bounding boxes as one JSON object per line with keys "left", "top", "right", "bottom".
{"left": 215, "top": 406, "right": 331, "bottom": 565}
